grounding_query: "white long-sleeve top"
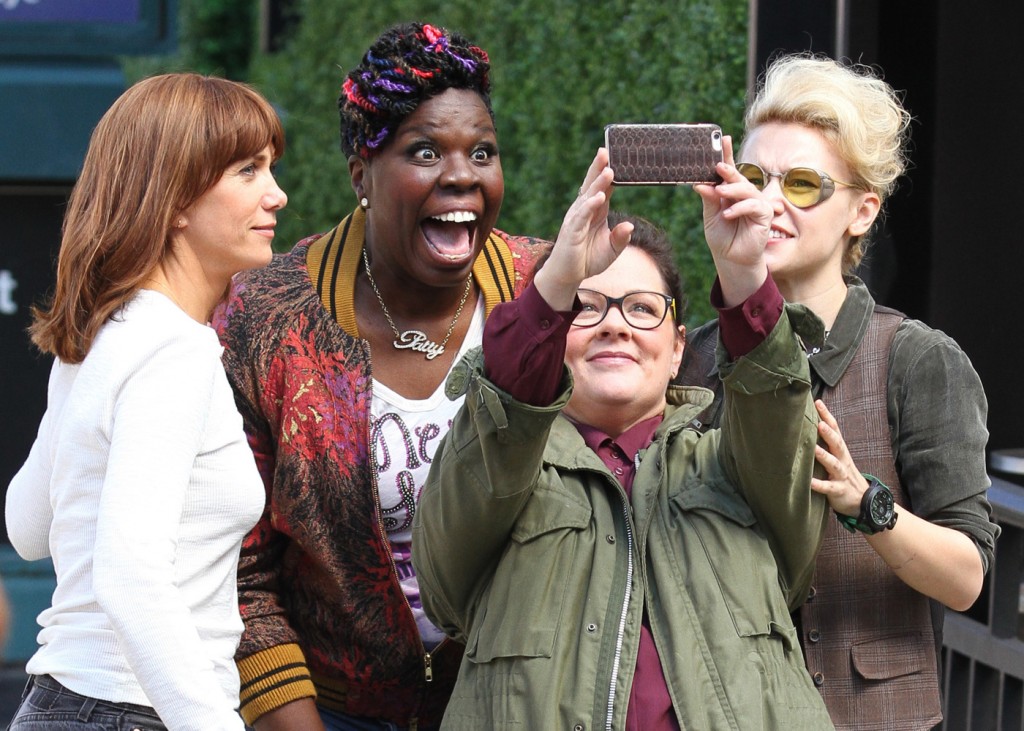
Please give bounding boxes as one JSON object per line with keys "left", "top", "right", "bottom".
{"left": 5, "top": 290, "right": 264, "bottom": 730}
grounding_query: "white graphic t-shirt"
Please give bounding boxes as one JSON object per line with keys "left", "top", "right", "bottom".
{"left": 370, "top": 296, "right": 484, "bottom": 649}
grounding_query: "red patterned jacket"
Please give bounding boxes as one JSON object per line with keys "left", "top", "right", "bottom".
{"left": 212, "top": 209, "right": 548, "bottom": 726}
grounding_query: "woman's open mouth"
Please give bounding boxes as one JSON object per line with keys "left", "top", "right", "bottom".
{"left": 422, "top": 210, "right": 477, "bottom": 263}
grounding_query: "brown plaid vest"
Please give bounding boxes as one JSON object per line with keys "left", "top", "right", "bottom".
{"left": 681, "top": 306, "right": 943, "bottom": 729}
{"left": 801, "top": 306, "right": 942, "bottom": 730}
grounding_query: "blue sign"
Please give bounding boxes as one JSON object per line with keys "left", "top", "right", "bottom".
{"left": 0, "top": 0, "right": 172, "bottom": 55}
{"left": 0, "top": 0, "right": 140, "bottom": 24}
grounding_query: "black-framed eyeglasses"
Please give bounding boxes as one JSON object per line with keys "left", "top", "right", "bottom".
{"left": 572, "top": 289, "right": 676, "bottom": 330}
{"left": 736, "top": 163, "right": 862, "bottom": 209}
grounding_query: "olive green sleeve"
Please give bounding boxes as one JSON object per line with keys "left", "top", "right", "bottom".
{"left": 716, "top": 303, "right": 830, "bottom": 609}
{"left": 412, "top": 347, "right": 572, "bottom": 640}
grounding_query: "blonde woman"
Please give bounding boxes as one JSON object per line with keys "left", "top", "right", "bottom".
{"left": 679, "top": 54, "right": 999, "bottom": 729}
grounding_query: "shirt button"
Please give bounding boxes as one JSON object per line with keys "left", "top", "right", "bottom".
{"left": 750, "top": 306, "right": 762, "bottom": 317}
{"left": 574, "top": 725, "right": 585, "bottom": 731}
{"left": 807, "top": 586, "right": 817, "bottom": 602}
{"left": 606, "top": 534, "right": 616, "bottom": 544}
{"left": 812, "top": 672, "right": 825, "bottom": 686}
{"left": 586, "top": 623, "right": 598, "bottom": 633}
{"left": 540, "top": 319, "right": 551, "bottom": 330}
{"left": 808, "top": 629, "right": 821, "bottom": 643}
{"left": 614, "top": 467, "right": 624, "bottom": 476}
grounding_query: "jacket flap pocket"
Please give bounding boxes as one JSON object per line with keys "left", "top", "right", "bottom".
{"left": 510, "top": 485, "right": 591, "bottom": 543}
{"left": 672, "top": 481, "right": 756, "bottom": 527}
{"left": 852, "top": 634, "right": 928, "bottom": 679}
{"left": 467, "top": 490, "right": 583, "bottom": 663}
{"left": 467, "top": 623, "right": 556, "bottom": 663}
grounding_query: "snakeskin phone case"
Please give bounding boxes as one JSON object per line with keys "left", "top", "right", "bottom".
{"left": 605, "top": 123, "right": 723, "bottom": 185}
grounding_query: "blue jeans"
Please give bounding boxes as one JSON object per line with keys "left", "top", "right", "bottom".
{"left": 318, "top": 707, "right": 438, "bottom": 731}
{"left": 7, "top": 675, "right": 167, "bottom": 731}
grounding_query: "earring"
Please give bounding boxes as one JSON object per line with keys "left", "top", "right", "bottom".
{"left": 360, "top": 197, "right": 370, "bottom": 210}
{"left": 176, "top": 218, "right": 185, "bottom": 228}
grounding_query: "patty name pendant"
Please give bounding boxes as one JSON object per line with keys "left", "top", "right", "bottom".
{"left": 393, "top": 330, "right": 445, "bottom": 360}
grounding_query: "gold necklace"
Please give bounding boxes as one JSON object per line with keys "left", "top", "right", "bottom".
{"left": 362, "top": 247, "right": 473, "bottom": 361}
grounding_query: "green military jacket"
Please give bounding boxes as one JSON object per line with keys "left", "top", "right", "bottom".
{"left": 413, "top": 304, "right": 834, "bottom": 730}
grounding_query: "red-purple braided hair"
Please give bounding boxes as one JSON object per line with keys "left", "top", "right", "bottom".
{"left": 339, "top": 22, "right": 492, "bottom": 158}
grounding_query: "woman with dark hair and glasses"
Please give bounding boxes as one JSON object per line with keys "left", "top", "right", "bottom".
{"left": 413, "top": 148, "right": 836, "bottom": 729}
{"left": 679, "top": 53, "right": 999, "bottom": 729}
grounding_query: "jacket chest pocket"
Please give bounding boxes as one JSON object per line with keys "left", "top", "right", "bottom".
{"left": 466, "top": 486, "right": 592, "bottom": 663}
{"left": 669, "top": 483, "right": 799, "bottom": 650}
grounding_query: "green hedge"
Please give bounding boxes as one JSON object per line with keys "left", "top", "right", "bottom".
{"left": 132, "top": 0, "right": 749, "bottom": 325}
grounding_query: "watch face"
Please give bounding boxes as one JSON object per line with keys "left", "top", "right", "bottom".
{"left": 869, "top": 487, "right": 895, "bottom": 525}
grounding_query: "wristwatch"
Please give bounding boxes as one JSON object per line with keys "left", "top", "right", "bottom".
{"left": 835, "top": 474, "right": 898, "bottom": 534}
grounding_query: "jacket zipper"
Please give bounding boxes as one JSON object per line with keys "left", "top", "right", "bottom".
{"left": 606, "top": 488, "right": 635, "bottom": 731}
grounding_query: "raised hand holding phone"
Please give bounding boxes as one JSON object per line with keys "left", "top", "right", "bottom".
{"left": 533, "top": 148, "right": 633, "bottom": 311}
{"left": 692, "top": 134, "right": 776, "bottom": 306}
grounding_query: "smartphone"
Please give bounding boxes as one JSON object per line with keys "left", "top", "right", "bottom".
{"left": 605, "top": 123, "right": 724, "bottom": 185}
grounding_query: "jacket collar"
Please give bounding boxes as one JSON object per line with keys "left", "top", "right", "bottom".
{"left": 694, "top": 278, "right": 871, "bottom": 390}
{"left": 544, "top": 386, "right": 714, "bottom": 471}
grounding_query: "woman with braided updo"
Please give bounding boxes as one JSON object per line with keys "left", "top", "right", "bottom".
{"left": 212, "top": 22, "right": 548, "bottom": 731}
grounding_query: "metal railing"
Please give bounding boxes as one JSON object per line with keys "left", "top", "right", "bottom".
{"left": 941, "top": 474, "right": 1024, "bottom": 730}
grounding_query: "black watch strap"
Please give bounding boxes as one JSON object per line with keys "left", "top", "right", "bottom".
{"left": 835, "top": 473, "right": 898, "bottom": 534}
